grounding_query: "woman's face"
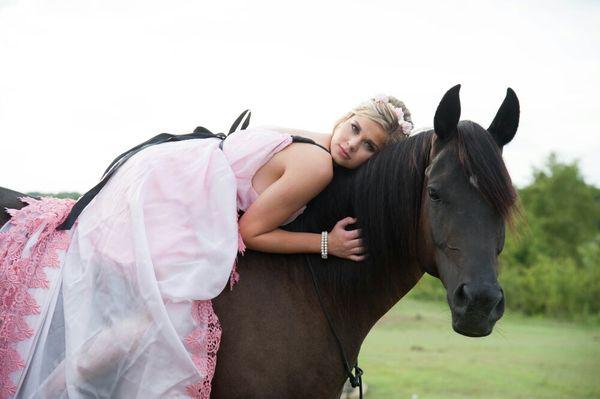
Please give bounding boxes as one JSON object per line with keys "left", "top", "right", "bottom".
{"left": 330, "top": 115, "right": 388, "bottom": 169}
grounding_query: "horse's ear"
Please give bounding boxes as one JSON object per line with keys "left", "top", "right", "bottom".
{"left": 488, "top": 88, "right": 520, "bottom": 148}
{"left": 434, "top": 84, "right": 461, "bottom": 141}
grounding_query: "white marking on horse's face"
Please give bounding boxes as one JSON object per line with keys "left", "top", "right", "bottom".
{"left": 469, "top": 175, "right": 479, "bottom": 189}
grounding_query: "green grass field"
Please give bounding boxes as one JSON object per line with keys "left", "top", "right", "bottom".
{"left": 360, "top": 298, "right": 600, "bottom": 399}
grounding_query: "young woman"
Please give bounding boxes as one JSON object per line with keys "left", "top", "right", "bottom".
{"left": 1, "top": 95, "right": 413, "bottom": 398}
{"left": 239, "top": 96, "right": 413, "bottom": 263}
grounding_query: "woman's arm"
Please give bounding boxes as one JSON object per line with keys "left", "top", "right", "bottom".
{"left": 241, "top": 218, "right": 365, "bottom": 261}
{"left": 238, "top": 145, "right": 365, "bottom": 261}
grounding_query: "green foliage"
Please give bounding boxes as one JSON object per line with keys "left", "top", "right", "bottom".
{"left": 26, "top": 191, "right": 81, "bottom": 200}
{"left": 504, "top": 154, "right": 600, "bottom": 265}
{"left": 499, "top": 250, "right": 600, "bottom": 321}
{"left": 500, "top": 154, "right": 600, "bottom": 320}
{"left": 410, "top": 273, "right": 447, "bottom": 302}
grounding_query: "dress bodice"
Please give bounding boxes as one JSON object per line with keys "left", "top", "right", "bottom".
{"left": 221, "top": 127, "right": 307, "bottom": 225}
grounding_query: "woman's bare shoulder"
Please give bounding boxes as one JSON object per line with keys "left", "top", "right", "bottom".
{"left": 274, "top": 140, "right": 333, "bottom": 181}
{"left": 255, "top": 125, "right": 332, "bottom": 179}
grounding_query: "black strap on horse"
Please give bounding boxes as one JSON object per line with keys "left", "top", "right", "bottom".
{"left": 302, "top": 250, "right": 364, "bottom": 397}
{"left": 56, "top": 110, "right": 251, "bottom": 230}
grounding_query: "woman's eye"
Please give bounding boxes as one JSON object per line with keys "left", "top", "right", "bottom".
{"left": 364, "top": 142, "right": 375, "bottom": 152}
{"left": 428, "top": 187, "right": 441, "bottom": 202}
{"left": 351, "top": 123, "right": 359, "bottom": 134}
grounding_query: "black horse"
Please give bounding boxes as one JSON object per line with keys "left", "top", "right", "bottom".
{"left": 0, "top": 85, "right": 520, "bottom": 398}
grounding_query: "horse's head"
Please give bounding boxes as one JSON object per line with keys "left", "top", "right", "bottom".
{"left": 417, "top": 85, "right": 520, "bottom": 337}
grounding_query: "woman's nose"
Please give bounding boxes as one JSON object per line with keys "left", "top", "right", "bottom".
{"left": 347, "top": 137, "right": 359, "bottom": 151}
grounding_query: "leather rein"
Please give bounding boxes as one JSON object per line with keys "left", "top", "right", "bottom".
{"left": 301, "top": 245, "right": 364, "bottom": 399}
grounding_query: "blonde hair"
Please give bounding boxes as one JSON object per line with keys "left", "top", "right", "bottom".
{"left": 334, "top": 95, "right": 413, "bottom": 144}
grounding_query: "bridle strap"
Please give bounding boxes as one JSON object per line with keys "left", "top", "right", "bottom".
{"left": 304, "top": 254, "right": 364, "bottom": 399}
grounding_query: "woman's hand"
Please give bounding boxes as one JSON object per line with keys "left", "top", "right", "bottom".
{"left": 327, "top": 217, "right": 366, "bottom": 262}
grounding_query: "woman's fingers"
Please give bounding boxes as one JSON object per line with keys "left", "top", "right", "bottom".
{"left": 351, "top": 246, "right": 366, "bottom": 255}
{"left": 346, "top": 229, "right": 362, "bottom": 239}
{"left": 328, "top": 218, "right": 366, "bottom": 261}
{"left": 336, "top": 217, "right": 357, "bottom": 229}
{"left": 347, "top": 238, "right": 363, "bottom": 248}
{"left": 349, "top": 254, "right": 366, "bottom": 262}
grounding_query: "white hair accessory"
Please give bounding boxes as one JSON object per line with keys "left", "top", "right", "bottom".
{"left": 374, "top": 94, "right": 390, "bottom": 103}
{"left": 400, "top": 120, "right": 413, "bottom": 135}
{"left": 374, "top": 94, "right": 413, "bottom": 136}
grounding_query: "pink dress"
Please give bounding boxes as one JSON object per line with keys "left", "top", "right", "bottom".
{"left": 0, "top": 127, "right": 306, "bottom": 398}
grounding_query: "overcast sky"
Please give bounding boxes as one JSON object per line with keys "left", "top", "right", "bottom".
{"left": 1, "top": 0, "right": 598, "bottom": 193}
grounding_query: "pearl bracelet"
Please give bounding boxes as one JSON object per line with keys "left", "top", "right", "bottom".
{"left": 321, "top": 231, "right": 328, "bottom": 259}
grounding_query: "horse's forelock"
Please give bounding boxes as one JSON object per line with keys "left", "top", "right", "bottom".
{"left": 454, "top": 121, "right": 519, "bottom": 223}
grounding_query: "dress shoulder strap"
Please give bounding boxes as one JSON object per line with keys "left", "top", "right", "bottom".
{"left": 291, "top": 135, "right": 330, "bottom": 154}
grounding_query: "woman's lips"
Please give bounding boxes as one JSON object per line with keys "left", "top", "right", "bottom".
{"left": 338, "top": 145, "right": 350, "bottom": 159}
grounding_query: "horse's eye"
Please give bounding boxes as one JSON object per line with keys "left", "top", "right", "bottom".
{"left": 428, "top": 187, "right": 441, "bottom": 202}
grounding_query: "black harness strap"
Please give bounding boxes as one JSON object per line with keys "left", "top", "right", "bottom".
{"left": 101, "top": 132, "right": 172, "bottom": 179}
{"left": 57, "top": 110, "right": 251, "bottom": 231}
{"left": 304, "top": 254, "right": 364, "bottom": 398}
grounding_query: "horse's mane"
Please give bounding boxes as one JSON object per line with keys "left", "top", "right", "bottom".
{"left": 285, "top": 131, "right": 433, "bottom": 302}
{"left": 286, "top": 123, "right": 517, "bottom": 302}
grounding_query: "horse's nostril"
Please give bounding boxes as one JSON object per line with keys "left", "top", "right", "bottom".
{"left": 453, "top": 283, "right": 503, "bottom": 313}
{"left": 452, "top": 283, "right": 505, "bottom": 333}
{"left": 491, "top": 287, "right": 504, "bottom": 308}
{"left": 453, "top": 283, "right": 470, "bottom": 308}
{"left": 462, "top": 284, "right": 475, "bottom": 302}
{"left": 490, "top": 290, "right": 505, "bottom": 321}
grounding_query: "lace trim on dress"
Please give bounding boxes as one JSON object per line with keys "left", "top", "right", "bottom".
{"left": 184, "top": 227, "right": 245, "bottom": 398}
{"left": 184, "top": 300, "right": 222, "bottom": 399}
{"left": 0, "top": 197, "right": 74, "bottom": 399}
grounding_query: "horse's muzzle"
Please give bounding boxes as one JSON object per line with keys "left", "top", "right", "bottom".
{"left": 450, "top": 282, "right": 505, "bottom": 337}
